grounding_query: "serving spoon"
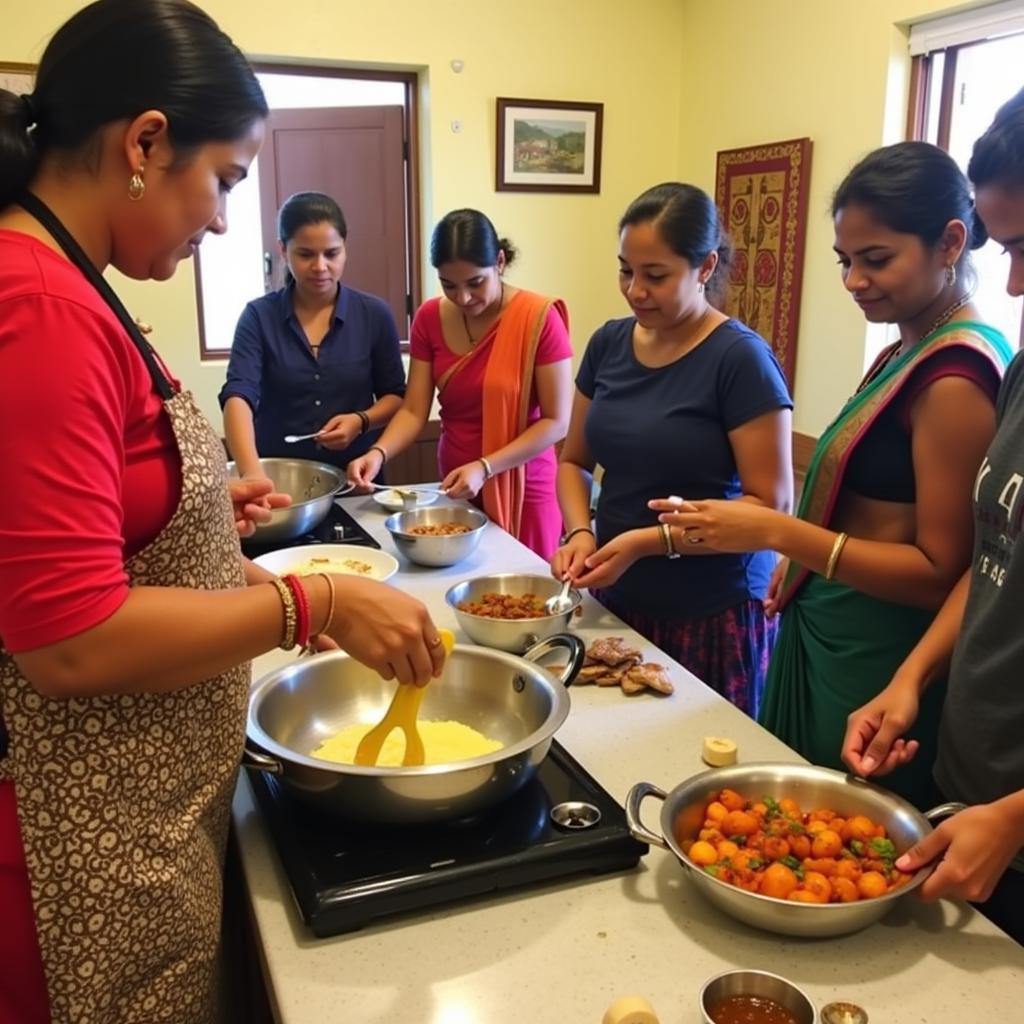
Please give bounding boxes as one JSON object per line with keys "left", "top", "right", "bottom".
{"left": 354, "top": 628, "right": 455, "bottom": 768}
{"left": 544, "top": 576, "right": 574, "bottom": 615}
{"left": 284, "top": 431, "right": 324, "bottom": 443}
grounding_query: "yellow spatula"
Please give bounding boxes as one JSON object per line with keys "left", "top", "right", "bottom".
{"left": 354, "top": 628, "right": 455, "bottom": 767}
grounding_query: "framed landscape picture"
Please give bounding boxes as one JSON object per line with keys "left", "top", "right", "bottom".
{"left": 496, "top": 98, "right": 603, "bottom": 194}
{"left": 0, "top": 61, "right": 35, "bottom": 97}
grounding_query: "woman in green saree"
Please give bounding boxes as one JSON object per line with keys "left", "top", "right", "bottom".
{"left": 651, "top": 143, "right": 1013, "bottom": 806}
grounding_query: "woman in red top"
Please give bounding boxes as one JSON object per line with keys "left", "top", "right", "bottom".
{"left": 0, "top": 2, "right": 443, "bottom": 1021}
{"left": 348, "top": 209, "right": 573, "bottom": 558}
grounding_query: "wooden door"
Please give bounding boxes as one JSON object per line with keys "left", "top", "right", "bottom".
{"left": 258, "top": 106, "right": 410, "bottom": 336}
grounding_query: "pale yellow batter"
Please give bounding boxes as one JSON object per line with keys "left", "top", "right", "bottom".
{"left": 311, "top": 720, "right": 503, "bottom": 767}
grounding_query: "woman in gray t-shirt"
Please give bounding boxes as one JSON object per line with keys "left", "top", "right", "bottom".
{"left": 842, "top": 88, "right": 1024, "bottom": 944}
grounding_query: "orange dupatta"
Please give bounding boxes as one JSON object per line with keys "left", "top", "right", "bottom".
{"left": 437, "top": 290, "right": 568, "bottom": 538}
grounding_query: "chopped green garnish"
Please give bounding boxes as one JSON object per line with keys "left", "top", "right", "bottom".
{"left": 781, "top": 855, "right": 801, "bottom": 871}
{"left": 788, "top": 820, "right": 805, "bottom": 834}
{"left": 870, "top": 837, "right": 897, "bottom": 859}
{"left": 734, "top": 834, "right": 747, "bottom": 847}
{"left": 850, "top": 839, "right": 865, "bottom": 856}
{"left": 746, "top": 858, "right": 765, "bottom": 870}
{"left": 763, "top": 796, "right": 782, "bottom": 819}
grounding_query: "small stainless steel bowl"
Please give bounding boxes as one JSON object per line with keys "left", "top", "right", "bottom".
{"left": 383, "top": 505, "right": 488, "bottom": 567}
{"left": 228, "top": 458, "right": 346, "bottom": 543}
{"left": 445, "top": 573, "right": 582, "bottom": 653}
{"left": 700, "top": 970, "right": 815, "bottom": 1024}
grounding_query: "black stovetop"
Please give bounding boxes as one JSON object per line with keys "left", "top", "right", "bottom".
{"left": 248, "top": 740, "right": 648, "bottom": 937}
{"left": 241, "top": 502, "right": 380, "bottom": 559}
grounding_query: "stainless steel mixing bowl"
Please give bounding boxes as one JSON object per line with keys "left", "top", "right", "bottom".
{"left": 626, "top": 761, "right": 963, "bottom": 938}
{"left": 244, "top": 634, "right": 586, "bottom": 824}
{"left": 445, "top": 573, "right": 582, "bottom": 653}
{"left": 383, "top": 505, "right": 488, "bottom": 567}
{"left": 228, "top": 457, "right": 347, "bottom": 543}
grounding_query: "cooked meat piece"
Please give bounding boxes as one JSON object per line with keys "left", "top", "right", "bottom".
{"left": 586, "top": 636, "right": 642, "bottom": 667}
{"left": 620, "top": 673, "right": 647, "bottom": 695}
{"left": 625, "top": 662, "right": 674, "bottom": 695}
{"left": 594, "top": 667, "right": 627, "bottom": 687}
{"left": 576, "top": 664, "right": 610, "bottom": 684}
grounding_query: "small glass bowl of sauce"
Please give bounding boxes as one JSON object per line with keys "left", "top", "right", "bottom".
{"left": 700, "top": 970, "right": 816, "bottom": 1024}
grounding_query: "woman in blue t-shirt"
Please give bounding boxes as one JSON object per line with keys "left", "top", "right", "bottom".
{"left": 552, "top": 183, "right": 794, "bottom": 716}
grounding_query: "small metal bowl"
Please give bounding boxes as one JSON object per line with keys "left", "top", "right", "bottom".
{"left": 700, "top": 970, "right": 816, "bottom": 1024}
{"left": 445, "top": 573, "right": 582, "bottom": 653}
{"left": 383, "top": 506, "right": 488, "bottom": 567}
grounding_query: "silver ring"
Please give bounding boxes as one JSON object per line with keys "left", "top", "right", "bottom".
{"left": 688, "top": 537, "right": 703, "bottom": 545}
{"left": 429, "top": 635, "right": 442, "bottom": 647}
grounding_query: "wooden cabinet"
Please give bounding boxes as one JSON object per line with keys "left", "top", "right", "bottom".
{"left": 386, "top": 420, "right": 441, "bottom": 485}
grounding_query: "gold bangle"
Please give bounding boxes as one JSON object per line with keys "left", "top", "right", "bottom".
{"left": 824, "top": 531, "right": 849, "bottom": 581}
{"left": 479, "top": 455, "right": 493, "bottom": 479}
{"left": 311, "top": 571, "right": 336, "bottom": 636}
{"left": 269, "top": 577, "right": 297, "bottom": 649}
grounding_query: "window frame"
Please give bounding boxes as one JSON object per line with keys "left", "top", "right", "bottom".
{"left": 908, "top": 42, "right": 1024, "bottom": 346}
{"left": 196, "top": 63, "right": 421, "bottom": 360}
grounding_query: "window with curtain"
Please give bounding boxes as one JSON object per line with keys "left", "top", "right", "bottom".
{"left": 907, "top": 0, "right": 1024, "bottom": 347}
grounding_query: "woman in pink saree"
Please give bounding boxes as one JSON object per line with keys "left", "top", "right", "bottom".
{"left": 349, "top": 209, "right": 573, "bottom": 558}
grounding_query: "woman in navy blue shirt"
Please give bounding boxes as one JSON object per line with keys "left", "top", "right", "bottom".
{"left": 552, "top": 183, "right": 793, "bottom": 716}
{"left": 220, "top": 191, "right": 405, "bottom": 476}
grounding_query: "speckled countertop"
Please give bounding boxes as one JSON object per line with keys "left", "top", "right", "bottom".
{"left": 232, "top": 494, "right": 1024, "bottom": 1023}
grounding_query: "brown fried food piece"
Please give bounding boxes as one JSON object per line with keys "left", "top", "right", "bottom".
{"left": 587, "top": 636, "right": 642, "bottom": 667}
{"left": 576, "top": 664, "right": 611, "bottom": 683}
{"left": 594, "top": 667, "right": 627, "bottom": 687}
{"left": 620, "top": 673, "right": 647, "bottom": 695}
{"left": 625, "top": 662, "right": 674, "bottom": 695}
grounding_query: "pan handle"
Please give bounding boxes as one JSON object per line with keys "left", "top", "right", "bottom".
{"left": 625, "top": 781, "right": 670, "bottom": 850}
{"left": 923, "top": 801, "right": 968, "bottom": 823}
{"left": 522, "top": 633, "right": 586, "bottom": 688}
{"left": 240, "top": 746, "right": 284, "bottom": 775}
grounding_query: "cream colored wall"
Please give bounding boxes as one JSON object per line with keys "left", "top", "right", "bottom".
{"left": 678, "top": 0, "right": 988, "bottom": 436}
{"left": 7, "top": 0, "right": 686, "bottom": 426}
{"left": 9, "top": 0, "right": 993, "bottom": 434}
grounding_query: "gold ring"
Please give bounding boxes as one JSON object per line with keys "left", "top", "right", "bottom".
{"left": 429, "top": 636, "right": 442, "bottom": 647}
{"left": 688, "top": 537, "right": 703, "bottom": 545}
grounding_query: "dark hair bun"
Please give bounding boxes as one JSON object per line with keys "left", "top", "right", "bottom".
{"left": 968, "top": 203, "right": 989, "bottom": 250}
{"left": 0, "top": 89, "right": 41, "bottom": 205}
{"left": 497, "top": 236, "right": 518, "bottom": 268}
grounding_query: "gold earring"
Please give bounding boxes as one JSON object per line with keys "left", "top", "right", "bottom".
{"left": 128, "top": 168, "right": 145, "bottom": 201}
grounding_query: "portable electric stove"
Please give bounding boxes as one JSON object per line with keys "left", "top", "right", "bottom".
{"left": 241, "top": 501, "right": 380, "bottom": 559}
{"left": 248, "top": 740, "right": 648, "bottom": 936}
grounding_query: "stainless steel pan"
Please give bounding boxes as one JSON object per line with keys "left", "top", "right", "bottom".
{"left": 244, "top": 634, "right": 585, "bottom": 824}
{"left": 626, "top": 761, "right": 963, "bottom": 938}
{"left": 228, "top": 457, "right": 348, "bottom": 543}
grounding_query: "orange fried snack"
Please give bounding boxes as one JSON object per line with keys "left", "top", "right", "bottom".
{"left": 679, "top": 789, "right": 904, "bottom": 904}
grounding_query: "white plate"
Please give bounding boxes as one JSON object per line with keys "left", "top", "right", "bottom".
{"left": 372, "top": 489, "right": 440, "bottom": 512}
{"left": 253, "top": 544, "right": 399, "bottom": 582}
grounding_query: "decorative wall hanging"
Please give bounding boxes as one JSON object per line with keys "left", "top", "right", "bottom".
{"left": 714, "top": 137, "right": 812, "bottom": 385}
{"left": 496, "top": 98, "right": 603, "bottom": 194}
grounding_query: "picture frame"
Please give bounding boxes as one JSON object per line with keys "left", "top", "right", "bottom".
{"left": 714, "top": 137, "right": 812, "bottom": 386}
{"left": 0, "top": 61, "right": 36, "bottom": 96}
{"left": 496, "top": 98, "right": 603, "bottom": 194}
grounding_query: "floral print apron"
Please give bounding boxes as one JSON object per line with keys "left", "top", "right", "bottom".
{"left": 0, "top": 193, "right": 249, "bottom": 1023}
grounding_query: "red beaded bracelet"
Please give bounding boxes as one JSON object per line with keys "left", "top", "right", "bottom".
{"left": 281, "top": 574, "right": 312, "bottom": 649}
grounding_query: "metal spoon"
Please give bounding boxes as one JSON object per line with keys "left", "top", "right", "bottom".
{"left": 284, "top": 431, "right": 323, "bottom": 443}
{"left": 544, "top": 576, "right": 574, "bottom": 615}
